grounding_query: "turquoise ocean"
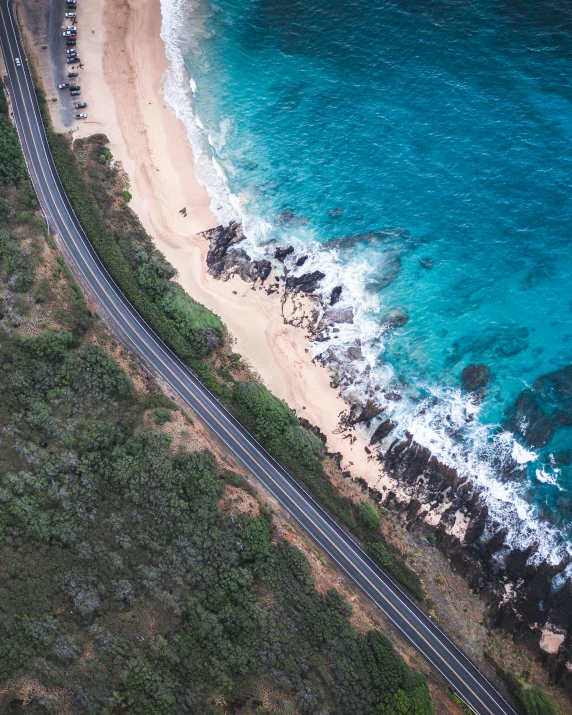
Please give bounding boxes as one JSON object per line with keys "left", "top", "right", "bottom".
{"left": 160, "top": 0, "right": 572, "bottom": 568}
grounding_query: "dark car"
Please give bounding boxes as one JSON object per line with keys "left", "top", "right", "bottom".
{"left": 66, "top": 57, "right": 80, "bottom": 64}
{"left": 70, "top": 90, "right": 81, "bottom": 97}
{"left": 65, "top": 41, "right": 76, "bottom": 47}
{"left": 69, "top": 85, "right": 80, "bottom": 91}
{"left": 75, "top": 102, "right": 87, "bottom": 109}
{"left": 67, "top": 72, "right": 78, "bottom": 78}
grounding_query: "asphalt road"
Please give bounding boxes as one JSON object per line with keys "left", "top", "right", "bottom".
{"left": 0, "top": 3, "right": 520, "bottom": 713}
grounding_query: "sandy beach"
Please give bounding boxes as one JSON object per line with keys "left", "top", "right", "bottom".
{"left": 67, "top": 0, "right": 387, "bottom": 490}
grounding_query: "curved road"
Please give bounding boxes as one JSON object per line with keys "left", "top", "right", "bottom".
{"left": 0, "top": 4, "right": 518, "bottom": 714}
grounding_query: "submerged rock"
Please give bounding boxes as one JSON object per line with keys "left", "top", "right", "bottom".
{"left": 382, "top": 308, "right": 408, "bottom": 332}
{"left": 505, "top": 364, "right": 572, "bottom": 448}
{"left": 461, "top": 364, "right": 490, "bottom": 400}
{"left": 296, "top": 255, "right": 308, "bottom": 267}
{"left": 285, "top": 271, "right": 325, "bottom": 294}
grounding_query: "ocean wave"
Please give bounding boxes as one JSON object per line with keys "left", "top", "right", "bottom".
{"left": 158, "top": 0, "right": 572, "bottom": 567}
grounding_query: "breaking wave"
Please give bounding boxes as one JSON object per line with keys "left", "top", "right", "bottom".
{"left": 159, "top": 0, "right": 572, "bottom": 566}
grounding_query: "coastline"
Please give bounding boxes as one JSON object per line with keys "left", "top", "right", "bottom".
{"left": 74, "top": 0, "right": 386, "bottom": 492}
{"left": 17, "top": 0, "right": 572, "bottom": 698}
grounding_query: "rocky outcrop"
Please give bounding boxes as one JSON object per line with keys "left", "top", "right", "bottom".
{"left": 330, "top": 286, "right": 343, "bottom": 305}
{"left": 201, "top": 223, "right": 272, "bottom": 283}
{"left": 370, "top": 419, "right": 396, "bottom": 445}
{"left": 275, "top": 245, "right": 295, "bottom": 262}
{"left": 374, "top": 433, "right": 572, "bottom": 686}
{"left": 285, "top": 271, "right": 325, "bottom": 294}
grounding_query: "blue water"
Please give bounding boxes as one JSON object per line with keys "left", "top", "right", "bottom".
{"left": 163, "top": 0, "right": 572, "bottom": 560}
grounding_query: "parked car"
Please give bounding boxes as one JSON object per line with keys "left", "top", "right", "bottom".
{"left": 58, "top": 82, "right": 69, "bottom": 89}
{"left": 76, "top": 113, "right": 87, "bottom": 119}
{"left": 67, "top": 26, "right": 77, "bottom": 32}
{"left": 66, "top": 57, "right": 80, "bottom": 64}
{"left": 75, "top": 102, "right": 87, "bottom": 108}
{"left": 66, "top": 49, "right": 77, "bottom": 55}
{"left": 67, "top": 72, "right": 78, "bottom": 78}
{"left": 65, "top": 41, "right": 76, "bottom": 47}
{"left": 69, "top": 85, "right": 80, "bottom": 91}
{"left": 70, "top": 90, "right": 81, "bottom": 96}
{"left": 64, "top": 12, "right": 76, "bottom": 17}
{"left": 15, "top": 57, "right": 21, "bottom": 67}
{"left": 63, "top": 30, "right": 75, "bottom": 36}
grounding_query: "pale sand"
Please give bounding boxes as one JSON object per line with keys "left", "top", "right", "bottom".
{"left": 73, "top": 0, "right": 389, "bottom": 489}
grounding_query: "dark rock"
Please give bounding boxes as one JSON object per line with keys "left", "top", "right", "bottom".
{"left": 296, "top": 255, "right": 308, "bottom": 267}
{"left": 254, "top": 259, "right": 272, "bottom": 282}
{"left": 365, "top": 253, "right": 402, "bottom": 292}
{"left": 483, "top": 528, "right": 507, "bottom": 556}
{"left": 546, "top": 578, "right": 572, "bottom": 631}
{"left": 382, "top": 309, "right": 408, "bottom": 332}
{"left": 351, "top": 400, "right": 384, "bottom": 424}
{"left": 420, "top": 257, "right": 434, "bottom": 269}
{"left": 330, "top": 285, "right": 343, "bottom": 305}
{"left": 384, "top": 391, "right": 402, "bottom": 401}
{"left": 322, "top": 306, "right": 354, "bottom": 325}
{"left": 275, "top": 245, "right": 295, "bottom": 262}
{"left": 461, "top": 364, "right": 490, "bottom": 399}
{"left": 464, "top": 504, "right": 488, "bottom": 546}
{"left": 285, "top": 271, "right": 325, "bottom": 294}
{"left": 505, "top": 364, "right": 572, "bottom": 448}
{"left": 347, "top": 346, "right": 363, "bottom": 361}
{"left": 328, "top": 207, "right": 344, "bottom": 218}
{"left": 202, "top": 222, "right": 246, "bottom": 278}
{"left": 370, "top": 419, "right": 396, "bottom": 445}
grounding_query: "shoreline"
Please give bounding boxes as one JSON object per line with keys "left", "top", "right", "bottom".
{"left": 75, "top": 0, "right": 387, "bottom": 493}
{"left": 19, "top": 0, "right": 572, "bottom": 693}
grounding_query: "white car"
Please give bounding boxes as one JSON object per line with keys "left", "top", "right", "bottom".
{"left": 76, "top": 113, "right": 87, "bottom": 119}
{"left": 58, "top": 83, "right": 69, "bottom": 89}
{"left": 15, "top": 57, "right": 21, "bottom": 67}
{"left": 67, "top": 26, "right": 77, "bottom": 32}
{"left": 63, "top": 30, "right": 76, "bottom": 37}
{"left": 65, "top": 12, "right": 76, "bottom": 17}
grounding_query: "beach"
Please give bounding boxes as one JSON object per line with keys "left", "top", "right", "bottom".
{"left": 71, "top": 0, "right": 385, "bottom": 490}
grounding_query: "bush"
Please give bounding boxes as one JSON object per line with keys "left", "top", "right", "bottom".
{"left": 0, "top": 115, "right": 26, "bottom": 186}
{"left": 232, "top": 382, "right": 324, "bottom": 479}
{"left": 356, "top": 500, "right": 381, "bottom": 532}
{"left": 367, "top": 541, "right": 425, "bottom": 601}
{"left": 153, "top": 407, "right": 173, "bottom": 425}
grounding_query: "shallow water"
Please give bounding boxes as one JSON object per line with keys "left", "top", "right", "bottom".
{"left": 161, "top": 0, "right": 572, "bottom": 562}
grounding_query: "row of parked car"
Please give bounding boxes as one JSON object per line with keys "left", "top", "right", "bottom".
{"left": 57, "top": 0, "right": 87, "bottom": 120}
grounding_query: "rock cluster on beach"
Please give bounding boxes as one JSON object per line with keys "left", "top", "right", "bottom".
{"left": 201, "top": 222, "right": 572, "bottom": 685}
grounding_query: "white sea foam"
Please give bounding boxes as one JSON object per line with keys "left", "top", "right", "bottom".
{"left": 158, "top": 0, "right": 572, "bottom": 567}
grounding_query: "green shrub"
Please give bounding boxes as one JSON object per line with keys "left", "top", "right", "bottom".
{"left": 153, "top": 407, "right": 173, "bottom": 425}
{"left": 367, "top": 541, "right": 425, "bottom": 601}
{"left": 356, "top": 500, "right": 381, "bottom": 532}
{"left": 232, "top": 381, "right": 324, "bottom": 479}
{"left": 121, "top": 190, "right": 132, "bottom": 202}
{"left": 0, "top": 115, "right": 26, "bottom": 186}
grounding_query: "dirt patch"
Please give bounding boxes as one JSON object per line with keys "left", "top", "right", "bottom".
{"left": 219, "top": 484, "right": 260, "bottom": 519}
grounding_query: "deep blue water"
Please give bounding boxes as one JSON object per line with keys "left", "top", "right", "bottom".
{"left": 162, "top": 0, "right": 572, "bottom": 560}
